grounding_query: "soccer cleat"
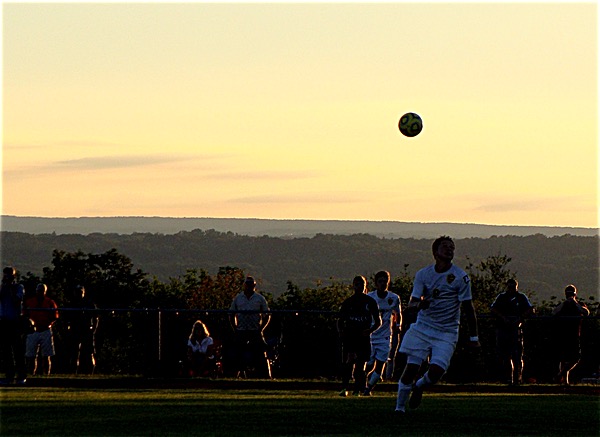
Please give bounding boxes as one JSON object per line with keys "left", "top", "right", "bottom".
{"left": 408, "top": 384, "right": 423, "bottom": 409}
{"left": 15, "top": 379, "right": 26, "bottom": 386}
{"left": 338, "top": 389, "right": 348, "bottom": 397}
{"left": 362, "top": 387, "right": 372, "bottom": 396}
{"left": 351, "top": 390, "right": 361, "bottom": 396}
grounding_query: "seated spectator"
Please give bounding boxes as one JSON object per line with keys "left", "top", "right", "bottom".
{"left": 186, "top": 320, "right": 215, "bottom": 376}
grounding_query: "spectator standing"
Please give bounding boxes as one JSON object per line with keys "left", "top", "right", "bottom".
{"left": 490, "top": 278, "right": 533, "bottom": 385}
{"left": 64, "top": 285, "right": 99, "bottom": 374}
{"left": 337, "top": 275, "right": 381, "bottom": 396}
{"left": 552, "top": 284, "right": 590, "bottom": 385}
{"left": 23, "top": 283, "right": 59, "bottom": 376}
{"left": 0, "top": 266, "right": 27, "bottom": 385}
{"left": 229, "top": 276, "right": 271, "bottom": 378}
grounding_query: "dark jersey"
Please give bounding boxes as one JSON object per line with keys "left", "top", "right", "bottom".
{"left": 66, "top": 298, "right": 98, "bottom": 332}
{"left": 554, "top": 300, "right": 585, "bottom": 338}
{"left": 491, "top": 292, "right": 533, "bottom": 328}
{"left": 339, "top": 293, "right": 378, "bottom": 339}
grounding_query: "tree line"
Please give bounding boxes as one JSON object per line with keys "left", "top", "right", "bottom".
{"left": 2, "top": 230, "right": 598, "bottom": 303}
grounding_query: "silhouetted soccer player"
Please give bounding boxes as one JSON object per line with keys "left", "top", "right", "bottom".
{"left": 363, "top": 270, "right": 401, "bottom": 395}
{"left": 337, "top": 275, "right": 381, "bottom": 396}
{"left": 395, "top": 236, "right": 479, "bottom": 413}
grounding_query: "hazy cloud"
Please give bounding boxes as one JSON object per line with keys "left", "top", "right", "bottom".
{"left": 4, "top": 153, "right": 230, "bottom": 176}
{"left": 230, "top": 192, "right": 363, "bottom": 204}
{"left": 473, "top": 196, "right": 589, "bottom": 213}
{"left": 55, "top": 155, "right": 189, "bottom": 170}
{"left": 3, "top": 142, "right": 46, "bottom": 151}
{"left": 51, "top": 140, "right": 124, "bottom": 148}
{"left": 207, "top": 170, "right": 323, "bottom": 181}
{"left": 3, "top": 140, "right": 123, "bottom": 151}
{"left": 3, "top": 153, "right": 322, "bottom": 186}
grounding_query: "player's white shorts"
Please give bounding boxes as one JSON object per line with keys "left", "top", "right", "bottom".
{"left": 25, "top": 329, "right": 56, "bottom": 357}
{"left": 398, "top": 321, "right": 458, "bottom": 371}
{"left": 368, "top": 337, "right": 391, "bottom": 365}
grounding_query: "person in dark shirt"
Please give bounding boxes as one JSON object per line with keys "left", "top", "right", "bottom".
{"left": 490, "top": 278, "right": 534, "bottom": 385}
{"left": 337, "top": 275, "right": 381, "bottom": 396}
{"left": 552, "top": 284, "right": 589, "bottom": 385}
{"left": 0, "top": 267, "right": 27, "bottom": 385}
{"left": 64, "top": 285, "right": 99, "bottom": 374}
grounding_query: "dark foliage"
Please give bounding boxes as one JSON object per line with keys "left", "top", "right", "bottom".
{"left": 1, "top": 231, "right": 597, "bottom": 304}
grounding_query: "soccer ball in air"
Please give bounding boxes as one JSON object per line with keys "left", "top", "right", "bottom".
{"left": 398, "top": 112, "right": 423, "bottom": 137}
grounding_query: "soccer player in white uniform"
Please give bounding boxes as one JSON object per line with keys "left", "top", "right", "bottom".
{"left": 363, "top": 270, "right": 401, "bottom": 395}
{"left": 395, "top": 236, "right": 480, "bottom": 413}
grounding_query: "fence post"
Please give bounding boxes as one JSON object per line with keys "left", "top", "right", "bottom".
{"left": 158, "top": 308, "right": 162, "bottom": 364}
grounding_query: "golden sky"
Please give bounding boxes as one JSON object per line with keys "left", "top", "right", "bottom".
{"left": 2, "top": 2, "right": 598, "bottom": 228}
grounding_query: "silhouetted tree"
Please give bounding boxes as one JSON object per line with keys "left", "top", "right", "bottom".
{"left": 42, "top": 248, "right": 149, "bottom": 308}
{"left": 466, "top": 254, "right": 516, "bottom": 314}
{"left": 389, "top": 264, "right": 414, "bottom": 306}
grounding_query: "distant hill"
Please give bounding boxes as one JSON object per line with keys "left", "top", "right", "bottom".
{"left": 1, "top": 215, "right": 597, "bottom": 239}
{"left": 1, "top": 229, "right": 598, "bottom": 304}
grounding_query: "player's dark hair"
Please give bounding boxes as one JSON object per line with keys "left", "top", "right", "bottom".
{"left": 3, "top": 266, "right": 16, "bottom": 276}
{"left": 506, "top": 278, "right": 518, "bottom": 288}
{"left": 564, "top": 284, "right": 577, "bottom": 297}
{"left": 352, "top": 275, "right": 366, "bottom": 286}
{"left": 374, "top": 270, "right": 390, "bottom": 284}
{"left": 432, "top": 236, "right": 454, "bottom": 253}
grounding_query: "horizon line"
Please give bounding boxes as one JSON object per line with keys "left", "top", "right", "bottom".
{"left": 1, "top": 214, "right": 597, "bottom": 231}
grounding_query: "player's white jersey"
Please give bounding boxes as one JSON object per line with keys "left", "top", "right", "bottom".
{"left": 367, "top": 290, "right": 401, "bottom": 341}
{"left": 411, "top": 264, "right": 471, "bottom": 333}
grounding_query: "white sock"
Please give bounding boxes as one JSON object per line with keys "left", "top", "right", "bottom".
{"left": 415, "top": 372, "right": 432, "bottom": 389}
{"left": 395, "top": 381, "right": 412, "bottom": 412}
{"left": 368, "top": 371, "right": 380, "bottom": 388}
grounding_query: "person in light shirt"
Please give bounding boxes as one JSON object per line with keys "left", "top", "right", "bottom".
{"left": 186, "top": 319, "right": 214, "bottom": 376}
{"left": 363, "top": 270, "right": 401, "bottom": 395}
{"left": 229, "top": 276, "right": 271, "bottom": 378}
{"left": 395, "top": 236, "right": 480, "bottom": 413}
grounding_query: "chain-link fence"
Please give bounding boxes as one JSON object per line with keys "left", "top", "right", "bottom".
{"left": 28, "top": 309, "right": 600, "bottom": 383}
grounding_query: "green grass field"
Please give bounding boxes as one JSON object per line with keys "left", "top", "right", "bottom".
{"left": 1, "top": 385, "right": 598, "bottom": 436}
